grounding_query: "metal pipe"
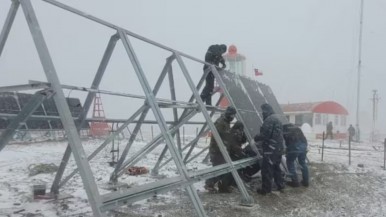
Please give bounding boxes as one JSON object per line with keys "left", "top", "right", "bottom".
{"left": 0, "top": 83, "right": 49, "bottom": 92}
{"left": 118, "top": 31, "right": 205, "bottom": 216}
{"left": 100, "top": 157, "right": 258, "bottom": 212}
{"left": 20, "top": 1, "right": 103, "bottom": 215}
{"left": 349, "top": 134, "right": 352, "bottom": 165}
{"left": 58, "top": 105, "right": 147, "bottom": 188}
{"left": 40, "top": 0, "right": 210, "bottom": 66}
{"left": 383, "top": 138, "right": 386, "bottom": 170}
{"left": 355, "top": 0, "right": 364, "bottom": 142}
{"left": 322, "top": 132, "right": 325, "bottom": 161}
{"left": 0, "top": 0, "right": 19, "bottom": 57}
{"left": 29, "top": 80, "right": 196, "bottom": 106}
{"left": 52, "top": 33, "right": 120, "bottom": 194}
{"left": 110, "top": 55, "right": 174, "bottom": 182}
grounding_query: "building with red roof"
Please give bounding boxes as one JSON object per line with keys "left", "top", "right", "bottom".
{"left": 281, "top": 101, "right": 349, "bottom": 139}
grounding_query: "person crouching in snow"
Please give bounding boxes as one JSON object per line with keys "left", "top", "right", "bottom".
{"left": 204, "top": 106, "right": 236, "bottom": 193}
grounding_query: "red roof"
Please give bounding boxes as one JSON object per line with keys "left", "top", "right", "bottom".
{"left": 281, "top": 101, "right": 348, "bottom": 115}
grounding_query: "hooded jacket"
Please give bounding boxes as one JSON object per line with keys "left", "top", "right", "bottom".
{"left": 254, "top": 104, "right": 284, "bottom": 154}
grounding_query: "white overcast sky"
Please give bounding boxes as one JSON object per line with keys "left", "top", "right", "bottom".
{"left": 0, "top": 0, "right": 385, "bottom": 137}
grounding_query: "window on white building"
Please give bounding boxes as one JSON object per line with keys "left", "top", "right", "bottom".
{"left": 315, "top": 114, "right": 321, "bottom": 125}
{"left": 334, "top": 115, "right": 339, "bottom": 126}
{"left": 341, "top": 116, "right": 346, "bottom": 126}
{"left": 322, "top": 114, "right": 328, "bottom": 125}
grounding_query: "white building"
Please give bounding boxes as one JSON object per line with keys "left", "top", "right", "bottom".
{"left": 281, "top": 101, "right": 349, "bottom": 140}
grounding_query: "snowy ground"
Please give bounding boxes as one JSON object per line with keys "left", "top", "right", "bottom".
{"left": 0, "top": 137, "right": 386, "bottom": 217}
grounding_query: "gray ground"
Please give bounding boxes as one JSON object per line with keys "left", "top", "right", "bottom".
{"left": 108, "top": 162, "right": 386, "bottom": 217}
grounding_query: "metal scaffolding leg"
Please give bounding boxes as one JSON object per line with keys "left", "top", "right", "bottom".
{"left": 152, "top": 94, "right": 223, "bottom": 174}
{"left": 100, "top": 157, "right": 258, "bottom": 212}
{"left": 183, "top": 94, "right": 224, "bottom": 162}
{"left": 0, "top": 89, "right": 53, "bottom": 152}
{"left": 0, "top": 0, "right": 19, "bottom": 57}
{"left": 51, "top": 33, "right": 120, "bottom": 194}
{"left": 58, "top": 105, "right": 147, "bottom": 188}
{"left": 158, "top": 128, "right": 210, "bottom": 169}
{"left": 175, "top": 54, "right": 254, "bottom": 206}
{"left": 151, "top": 70, "right": 211, "bottom": 174}
{"left": 110, "top": 55, "right": 175, "bottom": 182}
{"left": 19, "top": 0, "right": 104, "bottom": 216}
{"left": 167, "top": 65, "right": 182, "bottom": 156}
{"left": 117, "top": 109, "right": 198, "bottom": 177}
{"left": 119, "top": 30, "right": 206, "bottom": 217}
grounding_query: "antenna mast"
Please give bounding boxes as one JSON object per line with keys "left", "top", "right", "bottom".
{"left": 355, "top": 0, "right": 364, "bottom": 142}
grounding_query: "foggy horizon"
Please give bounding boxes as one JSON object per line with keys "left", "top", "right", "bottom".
{"left": 0, "top": 0, "right": 385, "bottom": 139}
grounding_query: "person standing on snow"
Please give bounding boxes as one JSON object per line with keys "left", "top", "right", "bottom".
{"left": 325, "top": 121, "right": 334, "bottom": 139}
{"left": 200, "top": 44, "right": 227, "bottom": 106}
{"left": 348, "top": 124, "right": 356, "bottom": 142}
{"left": 283, "top": 123, "right": 309, "bottom": 187}
{"left": 254, "top": 103, "right": 285, "bottom": 195}
{"left": 204, "top": 106, "right": 236, "bottom": 193}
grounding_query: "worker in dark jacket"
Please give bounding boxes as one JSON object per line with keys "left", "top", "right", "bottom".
{"left": 254, "top": 103, "right": 285, "bottom": 195}
{"left": 348, "top": 124, "right": 356, "bottom": 142}
{"left": 227, "top": 121, "right": 247, "bottom": 161}
{"left": 283, "top": 124, "right": 309, "bottom": 187}
{"left": 228, "top": 121, "right": 261, "bottom": 183}
{"left": 326, "top": 121, "right": 333, "bottom": 139}
{"left": 200, "top": 44, "right": 227, "bottom": 106}
{"left": 205, "top": 106, "right": 236, "bottom": 193}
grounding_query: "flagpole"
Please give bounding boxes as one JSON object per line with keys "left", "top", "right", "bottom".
{"left": 355, "top": 0, "right": 364, "bottom": 142}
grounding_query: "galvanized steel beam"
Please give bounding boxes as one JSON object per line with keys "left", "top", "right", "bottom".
{"left": 51, "top": 34, "right": 120, "bottom": 194}
{"left": 0, "top": 89, "right": 53, "bottom": 152}
{"left": 19, "top": 0, "right": 104, "bottom": 215}
{"left": 0, "top": 0, "right": 19, "bottom": 57}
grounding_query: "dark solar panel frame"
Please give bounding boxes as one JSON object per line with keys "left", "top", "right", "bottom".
{"left": 217, "top": 71, "right": 262, "bottom": 138}
{"left": 0, "top": 92, "right": 88, "bottom": 129}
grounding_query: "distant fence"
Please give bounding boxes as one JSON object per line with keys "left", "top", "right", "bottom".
{"left": 315, "top": 132, "right": 386, "bottom": 170}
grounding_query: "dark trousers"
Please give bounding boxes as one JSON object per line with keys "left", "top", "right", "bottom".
{"left": 241, "top": 144, "right": 261, "bottom": 177}
{"left": 286, "top": 143, "right": 309, "bottom": 184}
{"left": 261, "top": 152, "right": 284, "bottom": 193}
{"left": 205, "top": 153, "right": 232, "bottom": 191}
{"left": 200, "top": 70, "right": 214, "bottom": 106}
{"left": 325, "top": 131, "right": 333, "bottom": 139}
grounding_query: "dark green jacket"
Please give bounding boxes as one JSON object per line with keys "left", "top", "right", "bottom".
{"left": 209, "top": 115, "right": 231, "bottom": 155}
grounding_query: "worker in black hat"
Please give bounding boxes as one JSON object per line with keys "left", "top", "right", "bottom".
{"left": 200, "top": 44, "right": 227, "bottom": 106}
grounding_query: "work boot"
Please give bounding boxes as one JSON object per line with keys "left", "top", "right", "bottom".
{"left": 301, "top": 180, "right": 309, "bottom": 187}
{"left": 286, "top": 180, "right": 300, "bottom": 188}
{"left": 256, "top": 188, "right": 270, "bottom": 195}
{"left": 218, "top": 186, "right": 233, "bottom": 193}
{"left": 274, "top": 184, "right": 285, "bottom": 192}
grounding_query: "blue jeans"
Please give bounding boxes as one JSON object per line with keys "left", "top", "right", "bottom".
{"left": 286, "top": 143, "right": 309, "bottom": 184}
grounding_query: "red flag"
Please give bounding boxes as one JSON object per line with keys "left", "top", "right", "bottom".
{"left": 254, "top": 68, "right": 263, "bottom": 76}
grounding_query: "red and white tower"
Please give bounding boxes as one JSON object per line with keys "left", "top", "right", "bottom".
{"left": 90, "top": 93, "right": 110, "bottom": 137}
